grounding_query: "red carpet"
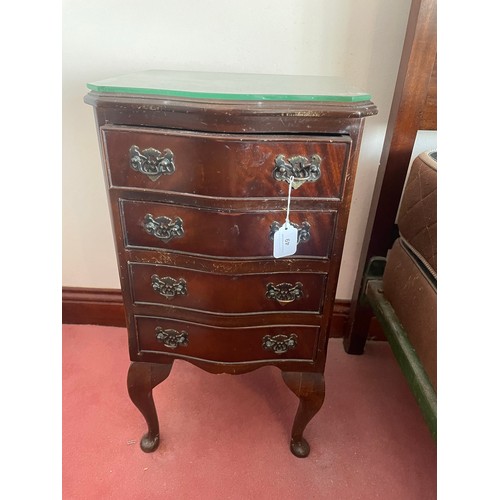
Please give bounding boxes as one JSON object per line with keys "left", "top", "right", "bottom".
{"left": 62, "top": 324, "right": 436, "bottom": 499}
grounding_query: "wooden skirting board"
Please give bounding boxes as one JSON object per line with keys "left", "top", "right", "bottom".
{"left": 62, "top": 287, "right": 126, "bottom": 328}
{"left": 62, "top": 287, "right": 385, "bottom": 340}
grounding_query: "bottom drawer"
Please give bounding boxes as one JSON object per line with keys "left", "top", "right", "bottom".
{"left": 134, "top": 315, "right": 319, "bottom": 363}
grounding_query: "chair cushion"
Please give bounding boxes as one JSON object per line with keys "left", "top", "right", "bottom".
{"left": 397, "top": 151, "right": 437, "bottom": 279}
{"left": 383, "top": 238, "right": 437, "bottom": 391}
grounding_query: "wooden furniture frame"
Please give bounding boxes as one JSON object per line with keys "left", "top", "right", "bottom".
{"left": 343, "top": 0, "right": 437, "bottom": 354}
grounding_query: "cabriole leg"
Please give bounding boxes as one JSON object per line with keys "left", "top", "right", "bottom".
{"left": 282, "top": 371, "right": 325, "bottom": 458}
{"left": 127, "top": 361, "right": 173, "bottom": 453}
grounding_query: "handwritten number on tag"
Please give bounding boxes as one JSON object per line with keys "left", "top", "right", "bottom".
{"left": 273, "top": 223, "right": 298, "bottom": 258}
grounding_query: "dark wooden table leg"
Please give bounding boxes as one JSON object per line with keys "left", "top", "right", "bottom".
{"left": 127, "top": 361, "right": 173, "bottom": 453}
{"left": 281, "top": 371, "right": 325, "bottom": 458}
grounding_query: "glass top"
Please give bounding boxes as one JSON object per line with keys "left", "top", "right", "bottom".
{"left": 87, "top": 70, "right": 371, "bottom": 102}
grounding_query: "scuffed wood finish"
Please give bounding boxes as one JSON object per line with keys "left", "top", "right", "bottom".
{"left": 86, "top": 75, "right": 376, "bottom": 456}
{"left": 84, "top": 92, "right": 377, "bottom": 135}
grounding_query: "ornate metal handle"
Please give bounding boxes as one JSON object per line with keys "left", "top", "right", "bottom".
{"left": 155, "top": 327, "right": 188, "bottom": 349}
{"left": 269, "top": 221, "right": 311, "bottom": 245}
{"left": 262, "top": 334, "right": 298, "bottom": 354}
{"left": 129, "top": 145, "right": 175, "bottom": 181}
{"left": 265, "top": 282, "right": 303, "bottom": 305}
{"left": 151, "top": 275, "right": 187, "bottom": 300}
{"left": 272, "top": 154, "right": 321, "bottom": 189}
{"left": 143, "top": 214, "right": 184, "bottom": 243}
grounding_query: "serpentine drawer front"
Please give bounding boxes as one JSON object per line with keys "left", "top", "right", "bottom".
{"left": 85, "top": 69, "right": 377, "bottom": 458}
{"left": 102, "top": 126, "right": 351, "bottom": 199}
{"left": 120, "top": 199, "right": 336, "bottom": 258}
{"left": 129, "top": 262, "right": 327, "bottom": 314}
{"left": 134, "top": 315, "right": 319, "bottom": 364}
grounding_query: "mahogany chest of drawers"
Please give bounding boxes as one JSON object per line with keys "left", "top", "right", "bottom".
{"left": 85, "top": 70, "right": 377, "bottom": 457}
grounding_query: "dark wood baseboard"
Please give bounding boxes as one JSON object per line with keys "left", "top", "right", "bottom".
{"left": 62, "top": 287, "right": 126, "bottom": 327}
{"left": 62, "top": 287, "right": 384, "bottom": 339}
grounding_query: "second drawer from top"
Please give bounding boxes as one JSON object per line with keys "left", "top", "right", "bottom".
{"left": 120, "top": 199, "right": 336, "bottom": 258}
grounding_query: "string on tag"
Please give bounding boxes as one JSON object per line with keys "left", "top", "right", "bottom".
{"left": 273, "top": 175, "right": 298, "bottom": 258}
{"left": 285, "top": 175, "right": 294, "bottom": 225}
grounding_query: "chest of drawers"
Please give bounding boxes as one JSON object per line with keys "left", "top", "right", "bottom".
{"left": 85, "top": 70, "right": 377, "bottom": 457}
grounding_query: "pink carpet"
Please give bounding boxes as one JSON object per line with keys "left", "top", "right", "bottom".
{"left": 62, "top": 324, "right": 436, "bottom": 499}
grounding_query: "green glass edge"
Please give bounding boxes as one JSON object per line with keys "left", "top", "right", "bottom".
{"left": 86, "top": 83, "right": 371, "bottom": 102}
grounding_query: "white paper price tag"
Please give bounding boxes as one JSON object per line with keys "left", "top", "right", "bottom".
{"left": 273, "top": 222, "right": 298, "bottom": 258}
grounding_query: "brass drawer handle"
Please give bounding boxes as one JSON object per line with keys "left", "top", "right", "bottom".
{"left": 151, "top": 275, "right": 187, "bottom": 300}
{"left": 266, "top": 282, "right": 303, "bottom": 305}
{"left": 155, "top": 327, "right": 188, "bottom": 349}
{"left": 262, "top": 334, "right": 298, "bottom": 354}
{"left": 273, "top": 154, "right": 321, "bottom": 189}
{"left": 269, "top": 221, "right": 311, "bottom": 244}
{"left": 143, "top": 214, "right": 184, "bottom": 243}
{"left": 129, "top": 145, "right": 175, "bottom": 181}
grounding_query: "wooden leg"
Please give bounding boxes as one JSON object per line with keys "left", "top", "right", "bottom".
{"left": 344, "top": 257, "right": 387, "bottom": 354}
{"left": 281, "top": 371, "right": 325, "bottom": 458}
{"left": 127, "top": 361, "right": 173, "bottom": 453}
{"left": 343, "top": 302, "right": 373, "bottom": 354}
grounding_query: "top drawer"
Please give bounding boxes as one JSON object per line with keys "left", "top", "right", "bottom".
{"left": 102, "top": 126, "right": 350, "bottom": 199}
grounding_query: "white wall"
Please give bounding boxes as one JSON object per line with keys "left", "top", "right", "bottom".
{"left": 62, "top": 0, "right": 412, "bottom": 298}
